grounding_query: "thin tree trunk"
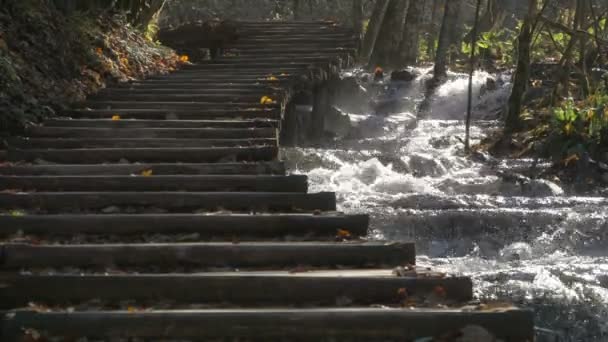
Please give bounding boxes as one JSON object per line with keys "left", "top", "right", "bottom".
{"left": 433, "top": 0, "right": 458, "bottom": 80}
{"left": 352, "top": 0, "right": 363, "bottom": 38}
{"left": 370, "top": 0, "right": 409, "bottom": 67}
{"left": 293, "top": 0, "right": 302, "bottom": 20}
{"left": 359, "top": 0, "right": 390, "bottom": 63}
{"left": 399, "top": 0, "right": 424, "bottom": 66}
{"left": 505, "top": 0, "right": 538, "bottom": 132}
{"left": 465, "top": 0, "right": 483, "bottom": 152}
{"left": 577, "top": 0, "right": 590, "bottom": 96}
{"left": 426, "top": 0, "right": 441, "bottom": 61}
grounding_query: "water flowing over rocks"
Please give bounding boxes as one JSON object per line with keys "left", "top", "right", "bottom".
{"left": 288, "top": 67, "right": 608, "bottom": 341}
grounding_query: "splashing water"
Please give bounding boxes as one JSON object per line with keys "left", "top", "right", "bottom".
{"left": 284, "top": 68, "right": 608, "bottom": 341}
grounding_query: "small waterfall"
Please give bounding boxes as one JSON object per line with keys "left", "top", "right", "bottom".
{"left": 283, "top": 68, "right": 608, "bottom": 341}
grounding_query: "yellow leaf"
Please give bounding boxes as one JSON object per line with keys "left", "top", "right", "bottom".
{"left": 266, "top": 75, "right": 278, "bottom": 81}
{"left": 9, "top": 210, "right": 24, "bottom": 217}
{"left": 120, "top": 57, "right": 129, "bottom": 65}
{"left": 563, "top": 122, "right": 573, "bottom": 135}
{"left": 127, "top": 306, "right": 138, "bottom": 313}
{"left": 141, "top": 169, "right": 153, "bottom": 177}
{"left": 563, "top": 153, "right": 579, "bottom": 166}
{"left": 179, "top": 55, "right": 189, "bottom": 63}
{"left": 280, "top": 73, "right": 289, "bottom": 76}
{"left": 260, "top": 96, "right": 269, "bottom": 104}
{"left": 112, "top": 115, "right": 121, "bottom": 121}
{"left": 336, "top": 229, "right": 352, "bottom": 238}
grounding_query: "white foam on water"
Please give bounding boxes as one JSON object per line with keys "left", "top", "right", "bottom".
{"left": 285, "top": 67, "right": 608, "bottom": 340}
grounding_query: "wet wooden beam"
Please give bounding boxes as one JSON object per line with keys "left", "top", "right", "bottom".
{"left": 0, "top": 191, "right": 336, "bottom": 212}
{"left": 0, "top": 242, "right": 414, "bottom": 269}
{"left": 1, "top": 308, "right": 534, "bottom": 341}
{"left": 0, "top": 213, "right": 369, "bottom": 237}
{"left": 0, "top": 272, "right": 472, "bottom": 307}
{"left": 7, "top": 146, "right": 278, "bottom": 163}
{"left": 0, "top": 175, "right": 306, "bottom": 192}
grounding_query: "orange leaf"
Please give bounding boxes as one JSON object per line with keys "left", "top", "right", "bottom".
{"left": 111, "top": 115, "right": 121, "bottom": 121}
{"left": 95, "top": 47, "right": 103, "bottom": 55}
{"left": 179, "top": 55, "right": 190, "bottom": 63}
{"left": 563, "top": 153, "right": 579, "bottom": 166}
{"left": 336, "top": 229, "right": 352, "bottom": 238}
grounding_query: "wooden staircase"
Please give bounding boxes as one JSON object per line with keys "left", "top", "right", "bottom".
{"left": 0, "top": 21, "right": 534, "bottom": 341}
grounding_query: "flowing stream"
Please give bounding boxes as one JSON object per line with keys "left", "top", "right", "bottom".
{"left": 284, "top": 69, "right": 608, "bottom": 341}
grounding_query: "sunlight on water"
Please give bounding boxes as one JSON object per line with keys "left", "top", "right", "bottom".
{"left": 284, "top": 68, "right": 608, "bottom": 341}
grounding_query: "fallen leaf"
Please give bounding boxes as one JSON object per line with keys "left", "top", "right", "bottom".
{"left": 563, "top": 153, "right": 579, "bottom": 166}
{"left": 179, "top": 55, "right": 189, "bottom": 63}
{"left": 266, "top": 75, "right": 279, "bottom": 81}
{"left": 336, "top": 229, "right": 352, "bottom": 238}
{"left": 9, "top": 210, "right": 25, "bottom": 217}
{"left": 95, "top": 47, "right": 103, "bottom": 55}
{"left": 259, "top": 95, "right": 275, "bottom": 104}
{"left": 112, "top": 115, "right": 121, "bottom": 121}
{"left": 140, "top": 169, "right": 153, "bottom": 177}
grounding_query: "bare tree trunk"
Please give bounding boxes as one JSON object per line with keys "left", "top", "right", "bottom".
{"left": 352, "top": 0, "right": 363, "bottom": 38}
{"left": 447, "top": 0, "right": 464, "bottom": 63}
{"left": 370, "top": 0, "right": 409, "bottom": 67}
{"left": 426, "top": 0, "right": 441, "bottom": 61}
{"left": 433, "top": 0, "right": 459, "bottom": 80}
{"left": 399, "top": 0, "right": 424, "bottom": 66}
{"left": 505, "top": 0, "right": 538, "bottom": 132}
{"left": 360, "top": 0, "right": 390, "bottom": 63}
{"left": 577, "top": 0, "right": 590, "bottom": 96}
{"left": 293, "top": 0, "right": 302, "bottom": 20}
{"left": 465, "top": 0, "right": 483, "bottom": 152}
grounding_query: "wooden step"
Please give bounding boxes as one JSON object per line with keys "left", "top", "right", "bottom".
{"left": 0, "top": 308, "right": 534, "bottom": 340}
{"left": 81, "top": 101, "right": 280, "bottom": 110}
{"left": 0, "top": 175, "right": 306, "bottom": 192}
{"left": 0, "top": 271, "right": 472, "bottom": 308}
{"left": 8, "top": 137, "right": 277, "bottom": 149}
{"left": 67, "top": 108, "right": 281, "bottom": 120}
{"left": 43, "top": 119, "right": 278, "bottom": 128}
{"left": 25, "top": 127, "right": 277, "bottom": 139}
{"left": 0, "top": 242, "right": 414, "bottom": 269}
{"left": 0, "top": 191, "right": 336, "bottom": 212}
{"left": 89, "top": 93, "right": 284, "bottom": 102}
{"left": 0, "top": 162, "right": 286, "bottom": 176}
{"left": 8, "top": 146, "right": 277, "bottom": 163}
{"left": 0, "top": 213, "right": 369, "bottom": 237}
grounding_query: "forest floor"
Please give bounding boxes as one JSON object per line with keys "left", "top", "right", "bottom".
{"left": 0, "top": 1, "right": 180, "bottom": 135}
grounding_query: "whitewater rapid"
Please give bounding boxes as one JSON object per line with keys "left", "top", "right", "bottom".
{"left": 284, "top": 69, "right": 608, "bottom": 341}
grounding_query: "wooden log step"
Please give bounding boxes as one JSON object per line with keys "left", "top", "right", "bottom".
{"left": 0, "top": 271, "right": 472, "bottom": 308}
{"left": 0, "top": 175, "right": 306, "bottom": 192}
{"left": 0, "top": 213, "right": 368, "bottom": 237}
{"left": 0, "top": 308, "right": 534, "bottom": 341}
{"left": 121, "top": 79, "right": 292, "bottom": 86}
{"left": 25, "top": 127, "right": 277, "bottom": 139}
{"left": 148, "top": 74, "right": 295, "bottom": 81}
{"left": 8, "top": 137, "right": 277, "bottom": 149}
{"left": 0, "top": 162, "right": 286, "bottom": 176}
{"left": 43, "top": 119, "right": 278, "bottom": 129}
{"left": 236, "top": 38, "right": 356, "bottom": 44}
{"left": 205, "top": 56, "right": 341, "bottom": 64}
{"left": 89, "top": 93, "right": 285, "bottom": 102}
{"left": 179, "top": 62, "right": 311, "bottom": 70}
{"left": 96, "top": 88, "right": 285, "bottom": 96}
{"left": 0, "top": 242, "right": 414, "bottom": 269}
{"left": 0, "top": 191, "right": 336, "bottom": 212}
{"left": 81, "top": 101, "right": 280, "bottom": 110}
{"left": 67, "top": 108, "right": 280, "bottom": 120}
{"left": 171, "top": 66, "right": 306, "bottom": 73}
{"left": 8, "top": 146, "right": 277, "bottom": 163}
